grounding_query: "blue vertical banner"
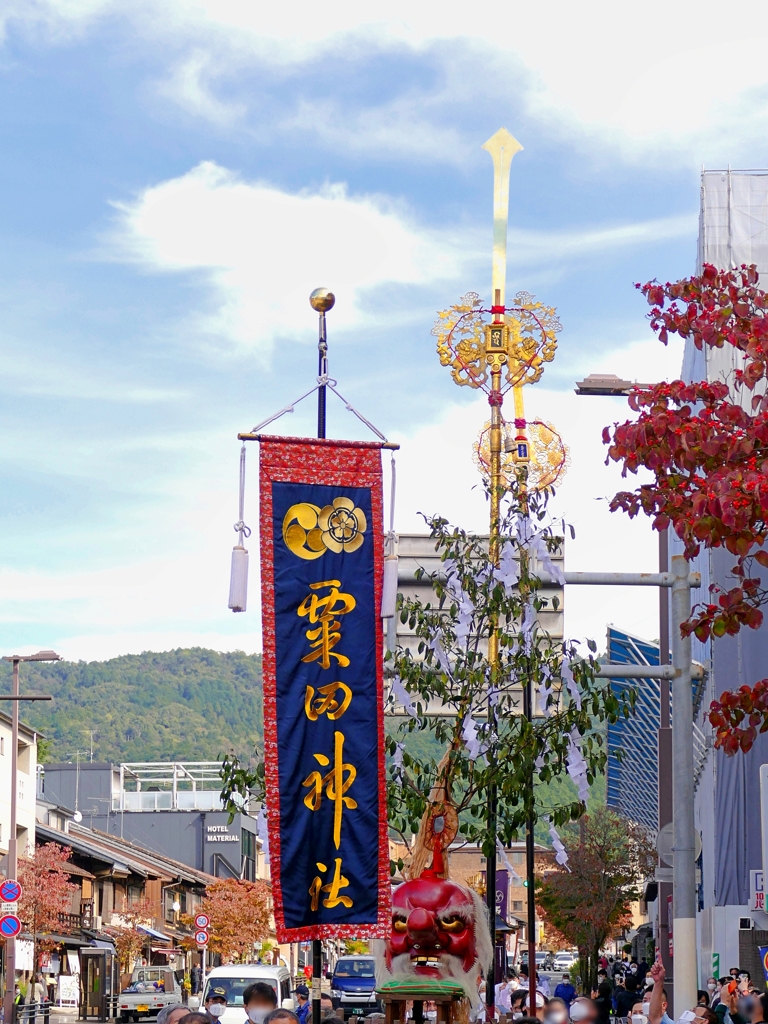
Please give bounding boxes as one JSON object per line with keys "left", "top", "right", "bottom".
{"left": 259, "top": 436, "right": 389, "bottom": 941}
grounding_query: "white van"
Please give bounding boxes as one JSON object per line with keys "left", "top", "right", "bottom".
{"left": 199, "top": 965, "right": 293, "bottom": 1024}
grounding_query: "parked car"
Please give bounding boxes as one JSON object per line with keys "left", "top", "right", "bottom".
{"left": 553, "top": 951, "right": 578, "bottom": 971}
{"left": 119, "top": 968, "right": 184, "bottom": 1022}
{"left": 199, "top": 965, "right": 292, "bottom": 1024}
{"left": 330, "top": 955, "right": 380, "bottom": 1019}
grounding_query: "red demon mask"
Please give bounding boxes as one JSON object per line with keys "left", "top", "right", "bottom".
{"left": 386, "top": 870, "right": 478, "bottom": 976}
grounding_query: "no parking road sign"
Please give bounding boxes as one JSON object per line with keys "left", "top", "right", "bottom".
{"left": 195, "top": 930, "right": 209, "bottom": 946}
{"left": 0, "top": 915, "right": 21, "bottom": 938}
{"left": 0, "top": 880, "right": 21, "bottom": 903}
{"left": 194, "top": 913, "right": 209, "bottom": 930}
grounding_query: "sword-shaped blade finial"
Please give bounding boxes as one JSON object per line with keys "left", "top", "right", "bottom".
{"left": 482, "top": 127, "right": 523, "bottom": 309}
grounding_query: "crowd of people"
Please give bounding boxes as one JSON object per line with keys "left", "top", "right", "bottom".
{"left": 490, "top": 955, "right": 768, "bottom": 1024}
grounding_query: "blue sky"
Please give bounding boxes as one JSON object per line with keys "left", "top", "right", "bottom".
{"left": 1, "top": 0, "right": 765, "bottom": 660}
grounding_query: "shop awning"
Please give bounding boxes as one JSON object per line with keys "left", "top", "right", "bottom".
{"left": 89, "top": 940, "right": 116, "bottom": 949}
{"left": 151, "top": 948, "right": 181, "bottom": 956}
{"left": 138, "top": 925, "right": 172, "bottom": 942}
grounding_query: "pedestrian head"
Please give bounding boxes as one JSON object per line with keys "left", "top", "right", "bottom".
{"left": 563, "top": 975, "right": 571, "bottom": 984}
{"left": 570, "top": 998, "right": 598, "bottom": 1024}
{"left": 158, "top": 1005, "right": 188, "bottom": 1024}
{"left": 264, "top": 1012, "right": 300, "bottom": 1024}
{"left": 320, "top": 994, "right": 334, "bottom": 1019}
{"left": 205, "top": 986, "right": 228, "bottom": 1017}
{"left": 244, "top": 983, "right": 278, "bottom": 1023}
{"left": 625, "top": 976, "right": 638, "bottom": 994}
{"left": 178, "top": 1015, "right": 210, "bottom": 1024}
{"left": 545, "top": 998, "right": 568, "bottom": 1024}
{"left": 520, "top": 965, "right": 529, "bottom": 978}
{"left": 729, "top": 968, "right": 740, "bottom": 980}
{"left": 696, "top": 991, "right": 709, "bottom": 1008}
{"left": 597, "top": 983, "right": 612, "bottom": 1000}
{"left": 293, "top": 986, "right": 309, "bottom": 1006}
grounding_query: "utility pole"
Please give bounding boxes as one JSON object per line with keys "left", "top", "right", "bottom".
{"left": 309, "top": 285, "right": 335, "bottom": 1024}
{"left": 0, "top": 650, "right": 58, "bottom": 1024}
{"left": 671, "top": 555, "right": 697, "bottom": 1011}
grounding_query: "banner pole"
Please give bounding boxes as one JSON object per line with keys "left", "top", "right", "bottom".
{"left": 309, "top": 287, "right": 335, "bottom": 1024}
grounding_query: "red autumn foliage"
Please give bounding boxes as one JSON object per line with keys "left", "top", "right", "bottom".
{"left": 603, "top": 263, "right": 768, "bottom": 754}
{"left": 15, "top": 843, "right": 78, "bottom": 967}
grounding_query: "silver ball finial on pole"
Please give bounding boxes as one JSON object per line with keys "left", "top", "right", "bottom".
{"left": 310, "top": 288, "right": 334, "bottom": 439}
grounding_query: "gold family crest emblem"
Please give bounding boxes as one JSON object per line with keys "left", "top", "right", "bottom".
{"left": 282, "top": 497, "right": 367, "bottom": 559}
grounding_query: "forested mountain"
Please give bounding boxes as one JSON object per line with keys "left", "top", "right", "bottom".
{"left": 1, "top": 646, "right": 603, "bottom": 846}
{"left": 0, "top": 648, "right": 263, "bottom": 764}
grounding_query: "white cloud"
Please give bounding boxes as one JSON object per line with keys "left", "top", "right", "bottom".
{"left": 8, "top": 0, "right": 768, "bottom": 163}
{"left": 106, "top": 160, "right": 695, "bottom": 356}
{"left": 108, "top": 160, "right": 465, "bottom": 353}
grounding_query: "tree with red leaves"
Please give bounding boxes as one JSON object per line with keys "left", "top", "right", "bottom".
{"left": 536, "top": 808, "right": 655, "bottom": 993}
{"left": 111, "top": 895, "right": 155, "bottom": 974}
{"left": 16, "top": 843, "right": 78, "bottom": 969}
{"left": 604, "top": 263, "right": 768, "bottom": 753}
{"left": 180, "top": 879, "right": 271, "bottom": 964}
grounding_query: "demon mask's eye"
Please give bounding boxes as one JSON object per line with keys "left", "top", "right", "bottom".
{"left": 438, "top": 915, "right": 466, "bottom": 933}
{"left": 392, "top": 915, "right": 408, "bottom": 933}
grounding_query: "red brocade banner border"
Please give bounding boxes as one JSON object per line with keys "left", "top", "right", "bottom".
{"left": 259, "top": 435, "right": 390, "bottom": 942}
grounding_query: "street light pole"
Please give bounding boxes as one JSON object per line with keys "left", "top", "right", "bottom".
{"left": 575, "top": 374, "right": 696, "bottom": 1008}
{"left": 0, "top": 650, "right": 58, "bottom": 1024}
{"left": 309, "top": 287, "right": 336, "bottom": 1024}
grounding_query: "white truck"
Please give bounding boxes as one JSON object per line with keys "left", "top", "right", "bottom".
{"left": 118, "top": 967, "right": 184, "bottom": 1022}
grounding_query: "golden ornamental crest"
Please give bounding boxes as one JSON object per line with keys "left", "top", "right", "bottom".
{"left": 432, "top": 291, "right": 561, "bottom": 392}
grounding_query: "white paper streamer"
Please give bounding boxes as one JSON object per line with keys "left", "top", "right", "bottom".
{"left": 561, "top": 660, "right": 582, "bottom": 711}
{"left": 392, "top": 675, "right": 417, "bottom": 716}
{"left": 567, "top": 728, "right": 591, "bottom": 804}
{"left": 547, "top": 820, "right": 570, "bottom": 870}
{"left": 537, "top": 665, "right": 554, "bottom": 717}
{"left": 518, "top": 516, "right": 565, "bottom": 585}
{"left": 429, "top": 631, "right": 453, "bottom": 676}
{"left": 461, "top": 715, "right": 488, "bottom": 760}
{"left": 495, "top": 541, "right": 520, "bottom": 594}
{"left": 496, "top": 839, "right": 523, "bottom": 884}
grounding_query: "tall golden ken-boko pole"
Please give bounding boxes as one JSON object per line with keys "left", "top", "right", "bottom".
{"left": 434, "top": 128, "right": 561, "bottom": 1015}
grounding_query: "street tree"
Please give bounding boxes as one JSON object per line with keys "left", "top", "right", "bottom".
{"left": 184, "top": 879, "right": 271, "bottom": 964}
{"left": 536, "top": 808, "right": 656, "bottom": 992}
{"left": 111, "top": 895, "right": 155, "bottom": 974}
{"left": 16, "top": 842, "right": 78, "bottom": 970}
{"left": 603, "top": 263, "right": 768, "bottom": 753}
{"left": 383, "top": 485, "right": 633, "bottom": 864}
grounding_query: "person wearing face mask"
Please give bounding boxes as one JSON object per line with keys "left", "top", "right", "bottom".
{"left": 706, "top": 980, "right": 720, "bottom": 1009}
{"left": 205, "top": 988, "right": 229, "bottom": 1024}
{"left": 570, "top": 998, "right": 598, "bottom": 1024}
{"left": 243, "top": 983, "right": 278, "bottom": 1024}
{"left": 511, "top": 990, "right": 528, "bottom": 1019}
{"left": 292, "top": 986, "right": 310, "bottom": 1024}
{"left": 544, "top": 997, "right": 569, "bottom": 1024}
{"left": 555, "top": 975, "right": 577, "bottom": 1009}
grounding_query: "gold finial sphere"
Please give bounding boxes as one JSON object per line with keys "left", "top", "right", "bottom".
{"left": 309, "top": 287, "right": 335, "bottom": 313}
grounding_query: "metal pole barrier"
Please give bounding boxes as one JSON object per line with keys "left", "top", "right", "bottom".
{"left": 671, "top": 554, "right": 697, "bottom": 1010}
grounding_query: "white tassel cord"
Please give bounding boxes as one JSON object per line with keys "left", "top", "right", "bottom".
{"left": 228, "top": 444, "right": 251, "bottom": 613}
{"left": 381, "top": 454, "right": 399, "bottom": 618}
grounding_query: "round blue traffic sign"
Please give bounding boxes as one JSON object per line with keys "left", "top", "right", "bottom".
{"left": 0, "top": 881, "right": 21, "bottom": 903}
{"left": 0, "top": 915, "right": 21, "bottom": 937}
